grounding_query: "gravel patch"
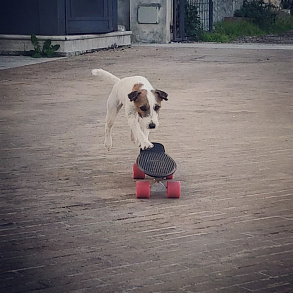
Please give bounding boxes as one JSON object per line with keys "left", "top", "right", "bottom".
{"left": 234, "top": 30, "right": 293, "bottom": 44}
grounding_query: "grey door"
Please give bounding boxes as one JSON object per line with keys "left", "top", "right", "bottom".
{"left": 66, "top": 0, "right": 117, "bottom": 34}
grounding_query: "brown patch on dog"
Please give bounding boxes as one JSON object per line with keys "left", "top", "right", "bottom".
{"left": 152, "top": 89, "right": 168, "bottom": 112}
{"left": 128, "top": 83, "right": 144, "bottom": 102}
{"left": 133, "top": 89, "right": 150, "bottom": 117}
{"left": 128, "top": 83, "right": 150, "bottom": 117}
{"left": 132, "top": 83, "right": 143, "bottom": 92}
{"left": 154, "top": 94, "right": 162, "bottom": 106}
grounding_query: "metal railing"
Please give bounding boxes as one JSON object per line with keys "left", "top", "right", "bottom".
{"left": 173, "top": 0, "right": 213, "bottom": 41}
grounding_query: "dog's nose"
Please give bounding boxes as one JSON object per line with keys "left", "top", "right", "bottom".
{"left": 149, "top": 122, "right": 156, "bottom": 129}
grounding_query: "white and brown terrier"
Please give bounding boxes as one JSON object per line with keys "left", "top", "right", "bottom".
{"left": 92, "top": 69, "right": 168, "bottom": 150}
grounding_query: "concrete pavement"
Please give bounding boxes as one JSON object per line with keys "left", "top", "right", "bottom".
{"left": 1, "top": 42, "right": 292, "bottom": 70}
{"left": 0, "top": 55, "right": 64, "bottom": 70}
{"left": 0, "top": 43, "right": 292, "bottom": 292}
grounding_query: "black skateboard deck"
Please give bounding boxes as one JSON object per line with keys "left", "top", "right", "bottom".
{"left": 133, "top": 143, "right": 180, "bottom": 198}
{"left": 136, "top": 142, "right": 177, "bottom": 178}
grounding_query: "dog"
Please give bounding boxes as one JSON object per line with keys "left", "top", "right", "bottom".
{"left": 92, "top": 69, "right": 168, "bottom": 150}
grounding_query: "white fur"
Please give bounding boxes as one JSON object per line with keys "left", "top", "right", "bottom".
{"left": 92, "top": 69, "right": 165, "bottom": 150}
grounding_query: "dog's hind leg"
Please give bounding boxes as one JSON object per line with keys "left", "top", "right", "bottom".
{"left": 130, "top": 130, "right": 136, "bottom": 144}
{"left": 104, "top": 92, "right": 122, "bottom": 151}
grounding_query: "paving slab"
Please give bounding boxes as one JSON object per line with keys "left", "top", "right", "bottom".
{"left": 0, "top": 43, "right": 292, "bottom": 293}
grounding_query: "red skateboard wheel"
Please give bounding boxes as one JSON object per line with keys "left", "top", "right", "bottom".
{"left": 136, "top": 181, "right": 150, "bottom": 198}
{"left": 133, "top": 163, "right": 145, "bottom": 179}
{"left": 167, "top": 181, "right": 181, "bottom": 198}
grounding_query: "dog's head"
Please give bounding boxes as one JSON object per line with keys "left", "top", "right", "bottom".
{"left": 128, "top": 83, "right": 168, "bottom": 130}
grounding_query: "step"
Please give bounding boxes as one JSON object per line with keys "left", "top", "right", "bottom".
{"left": 0, "top": 31, "right": 132, "bottom": 56}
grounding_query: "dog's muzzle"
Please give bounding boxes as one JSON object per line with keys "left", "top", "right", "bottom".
{"left": 148, "top": 122, "right": 156, "bottom": 129}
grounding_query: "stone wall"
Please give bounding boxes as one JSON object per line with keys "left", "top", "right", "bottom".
{"left": 129, "top": 0, "right": 172, "bottom": 43}
{"left": 213, "top": 0, "right": 244, "bottom": 23}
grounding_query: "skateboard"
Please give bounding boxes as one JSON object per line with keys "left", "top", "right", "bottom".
{"left": 133, "top": 142, "right": 181, "bottom": 199}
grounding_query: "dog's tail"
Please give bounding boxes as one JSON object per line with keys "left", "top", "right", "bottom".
{"left": 91, "top": 69, "right": 120, "bottom": 84}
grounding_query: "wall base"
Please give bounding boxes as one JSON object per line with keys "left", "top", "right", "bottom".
{"left": 0, "top": 31, "right": 132, "bottom": 56}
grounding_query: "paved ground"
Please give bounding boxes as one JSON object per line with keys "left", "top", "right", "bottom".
{"left": 0, "top": 43, "right": 292, "bottom": 293}
{"left": 0, "top": 56, "right": 63, "bottom": 70}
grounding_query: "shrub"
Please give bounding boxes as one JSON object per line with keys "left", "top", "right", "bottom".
{"left": 185, "top": 1, "right": 202, "bottom": 41}
{"left": 271, "top": 11, "right": 293, "bottom": 33}
{"left": 234, "top": 0, "right": 277, "bottom": 30}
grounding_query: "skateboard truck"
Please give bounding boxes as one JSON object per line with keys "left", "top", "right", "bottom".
{"left": 133, "top": 142, "right": 181, "bottom": 198}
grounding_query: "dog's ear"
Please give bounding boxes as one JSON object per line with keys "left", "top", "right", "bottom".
{"left": 128, "top": 91, "right": 140, "bottom": 102}
{"left": 155, "top": 89, "right": 168, "bottom": 101}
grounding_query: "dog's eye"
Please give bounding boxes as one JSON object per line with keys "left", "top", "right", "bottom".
{"left": 154, "top": 105, "right": 161, "bottom": 111}
{"left": 140, "top": 106, "right": 148, "bottom": 112}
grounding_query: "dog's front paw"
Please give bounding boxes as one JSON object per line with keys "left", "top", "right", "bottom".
{"left": 139, "top": 140, "right": 154, "bottom": 150}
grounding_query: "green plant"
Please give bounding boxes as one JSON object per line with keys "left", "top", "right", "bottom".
{"left": 30, "top": 34, "right": 42, "bottom": 58}
{"left": 271, "top": 11, "right": 293, "bottom": 33}
{"left": 201, "top": 31, "right": 232, "bottom": 43}
{"left": 185, "top": 1, "right": 202, "bottom": 41}
{"left": 30, "top": 34, "right": 60, "bottom": 58}
{"left": 201, "top": 19, "right": 265, "bottom": 42}
{"left": 234, "top": 0, "right": 277, "bottom": 30}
